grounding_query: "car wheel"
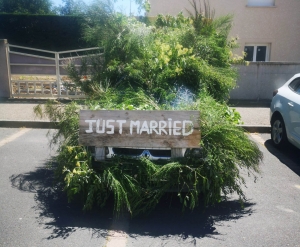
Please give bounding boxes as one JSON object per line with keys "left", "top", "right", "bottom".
{"left": 271, "top": 115, "right": 287, "bottom": 148}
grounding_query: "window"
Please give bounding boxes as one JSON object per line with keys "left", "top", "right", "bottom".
{"left": 247, "top": 0, "right": 275, "bottom": 7}
{"left": 289, "top": 78, "right": 300, "bottom": 94}
{"left": 244, "top": 44, "right": 270, "bottom": 62}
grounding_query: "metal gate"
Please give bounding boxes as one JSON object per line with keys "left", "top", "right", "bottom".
{"left": 7, "top": 44, "right": 103, "bottom": 99}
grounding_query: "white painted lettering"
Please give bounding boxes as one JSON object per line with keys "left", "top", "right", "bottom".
{"left": 85, "top": 118, "right": 195, "bottom": 136}
{"left": 130, "top": 121, "right": 140, "bottom": 134}
{"left": 140, "top": 121, "right": 150, "bottom": 134}
{"left": 96, "top": 119, "right": 105, "bottom": 133}
{"left": 106, "top": 120, "right": 115, "bottom": 134}
{"left": 116, "top": 120, "right": 126, "bottom": 134}
{"left": 150, "top": 120, "right": 159, "bottom": 134}
{"left": 168, "top": 118, "right": 172, "bottom": 135}
{"left": 159, "top": 121, "right": 168, "bottom": 135}
{"left": 85, "top": 120, "right": 96, "bottom": 133}
{"left": 173, "top": 121, "right": 181, "bottom": 135}
{"left": 182, "top": 120, "right": 194, "bottom": 136}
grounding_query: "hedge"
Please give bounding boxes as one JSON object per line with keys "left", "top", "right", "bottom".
{"left": 0, "top": 13, "right": 90, "bottom": 51}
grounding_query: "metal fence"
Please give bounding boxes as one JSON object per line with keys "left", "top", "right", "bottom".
{"left": 7, "top": 44, "right": 103, "bottom": 98}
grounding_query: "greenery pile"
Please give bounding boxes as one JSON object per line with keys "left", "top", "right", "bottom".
{"left": 72, "top": 0, "right": 246, "bottom": 103}
{"left": 35, "top": 91, "right": 262, "bottom": 216}
{"left": 35, "top": 0, "right": 262, "bottom": 216}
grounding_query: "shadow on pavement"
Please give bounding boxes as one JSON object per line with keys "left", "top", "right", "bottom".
{"left": 10, "top": 162, "right": 255, "bottom": 241}
{"left": 10, "top": 163, "right": 112, "bottom": 240}
{"left": 265, "top": 140, "right": 300, "bottom": 176}
{"left": 128, "top": 196, "right": 255, "bottom": 241}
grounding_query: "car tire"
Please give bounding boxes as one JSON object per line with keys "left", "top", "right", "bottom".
{"left": 271, "top": 114, "right": 287, "bottom": 148}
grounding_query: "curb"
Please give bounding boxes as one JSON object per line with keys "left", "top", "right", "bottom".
{"left": 0, "top": 121, "right": 271, "bottom": 133}
{"left": 229, "top": 99, "right": 271, "bottom": 107}
{"left": 238, "top": 125, "right": 271, "bottom": 133}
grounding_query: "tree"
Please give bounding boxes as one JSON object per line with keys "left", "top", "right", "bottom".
{"left": 58, "top": 0, "right": 87, "bottom": 15}
{"left": 0, "top": 0, "right": 53, "bottom": 14}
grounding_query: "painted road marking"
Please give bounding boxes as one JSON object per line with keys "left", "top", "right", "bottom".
{"left": 106, "top": 230, "right": 128, "bottom": 247}
{"left": 295, "top": 185, "right": 300, "bottom": 190}
{"left": 276, "top": 205, "right": 295, "bottom": 213}
{"left": 0, "top": 128, "right": 31, "bottom": 148}
{"left": 106, "top": 215, "right": 129, "bottom": 247}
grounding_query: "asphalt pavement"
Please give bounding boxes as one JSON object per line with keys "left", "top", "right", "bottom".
{"left": 1, "top": 100, "right": 299, "bottom": 247}
{"left": 1, "top": 129, "right": 299, "bottom": 247}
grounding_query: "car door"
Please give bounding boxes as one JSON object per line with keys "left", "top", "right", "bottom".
{"left": 287, "top": 78, "right": 300, "bottom": 147}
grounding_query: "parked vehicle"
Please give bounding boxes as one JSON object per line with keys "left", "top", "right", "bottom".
{"left": 91, "top": 147, "right": 202, "bottom": 162}
{"left": 105, "top": 147, "right": 173, "bottom": 160}
{"left": 270, "top": 74, "right": 300, "bottom": 149}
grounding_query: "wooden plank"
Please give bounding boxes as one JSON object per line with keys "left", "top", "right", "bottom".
{"left": 171, "top": 148, "right": 185, "bottom": 158}
{"left": 95, "top": 147, "right": 106, "bottom": 161}
{"left": 79, "top": 110, "right": 201, "bottom": 148}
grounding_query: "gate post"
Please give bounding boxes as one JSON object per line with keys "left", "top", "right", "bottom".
{"left": 55, "top": 52, "right": 61, "bottom": 96}
{"left": 0, "top": 39, "right": 11, "bottom": 98}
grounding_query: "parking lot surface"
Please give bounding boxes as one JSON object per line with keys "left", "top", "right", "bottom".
{"left": 0, "top": 129, "right": 299, "bottom": 247}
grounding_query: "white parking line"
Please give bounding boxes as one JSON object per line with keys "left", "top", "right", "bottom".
{"left": 105, "top": 215, "right": 129, "bottom": 247}
{"left": 0, "top": 128, "right": 31, "bottom": 148}
{"left": 276, "top": 205, "right": 295, "bottom": 213}
{"left": 106, "top": 230, "right": 128, "bottom": 247}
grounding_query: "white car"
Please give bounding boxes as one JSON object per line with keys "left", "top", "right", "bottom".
{"left": 270, "top": 73, "right": 300, "bottom": 149}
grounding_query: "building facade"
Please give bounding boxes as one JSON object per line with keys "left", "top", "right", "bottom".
{"left": 148, "top": 0, "right": 300, "bottom": 62}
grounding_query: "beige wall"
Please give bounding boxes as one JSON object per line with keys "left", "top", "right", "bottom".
{"left": 148, "top": 0, "right": 300, "bottom": 62}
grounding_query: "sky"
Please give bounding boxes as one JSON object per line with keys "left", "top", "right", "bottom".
{"left": 51, "top": 0, "right": 141, "bottom": 16}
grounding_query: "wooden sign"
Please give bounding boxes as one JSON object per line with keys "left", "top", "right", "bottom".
{"left": 79, "top": 110, "right": 200, "bottom": 148}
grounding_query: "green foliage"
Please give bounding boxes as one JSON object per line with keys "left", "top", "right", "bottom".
{"left": 34, "top": 1, "right": 261, "bottom": 216}
{"left": 195, "top": 93, "right": 262, "bottom": 203}
{"left": 55, "top": 145, "right": 160, "bottom": 216}
{"left": 35, "top": 90, "right": 262, "bottom": 216}
{"left": 85, "top": 88, "right": 161, "bottom": 110}
{"left": 58, "top": 0, "right": 87, "bottom": 15}
{"left": 34, "top": 100, "right": 81, "bottom": 147}
{"left": 70, "top": 3, "right": 245, "bottom": 102}
{"left": 0, "top": 0, "right": 53, "bottom": 14}
{"left": 0, "top": 14, "right": 88, "bottom": 50}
